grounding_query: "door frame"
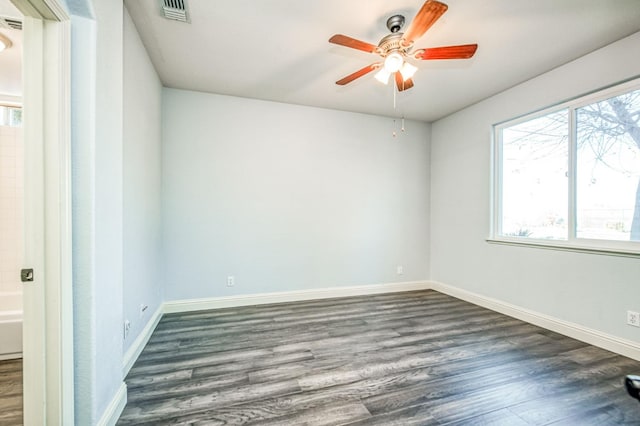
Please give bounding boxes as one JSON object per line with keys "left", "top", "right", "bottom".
{"left": 11, "top": 0, "right": 73, "bottom": 424}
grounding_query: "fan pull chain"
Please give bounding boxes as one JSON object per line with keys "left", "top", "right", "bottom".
{"left": 391, "top": 83, "right": 406, "bottom": 138}
{"left": 391, "top": 82, "right": 398, "bottom": 137}
{"left": 393, "top": 81, "right": 397, "bottom": 110}
{"left": 392, "top": 118, "right": 407, "bottom": 138}
{"left": 393, "top": 89, "right": 396, "bottom": 110}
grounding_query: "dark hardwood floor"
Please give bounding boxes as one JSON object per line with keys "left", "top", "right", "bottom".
{"left": 0, "top": 358, "right": 22, "bottom": 426}
{"left": 118, "top": 290, "right": 640, "bottom": 425}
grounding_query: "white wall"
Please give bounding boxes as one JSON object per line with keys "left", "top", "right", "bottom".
{"left": 0, "top": 125, "right": 22, "bottom": 312}
{"left": 430, "top": 32, "right": 640, "bottom": 343}
{"left": 162, "top": 89, "right": 431, "bottom": 300}
{"left": 123, "top": 7, "right": 162, "bottom": 354}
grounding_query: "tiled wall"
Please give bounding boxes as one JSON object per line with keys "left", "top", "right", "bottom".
{"left": 0, "top": 125, "right": 23, "bottom": 312}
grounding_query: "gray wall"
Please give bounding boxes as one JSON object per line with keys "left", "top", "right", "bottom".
{"left": 430, "top": 32, "right": 640, "bottom": 343}
{"left": 123, "top": 8, "right": 163, "bottom": 354}
{"left": 70, "top": 14, "right": 97, "bottom": 423}
{"left": 70, "top": 0, "right": 125, "bottom": 422}
{"left": 162, "top": 89, "right": 431, "bottom": 300}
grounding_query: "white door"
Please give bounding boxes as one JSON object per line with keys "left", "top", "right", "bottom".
{"left": 14, "top": 1, "right": 73, "bottom": 423}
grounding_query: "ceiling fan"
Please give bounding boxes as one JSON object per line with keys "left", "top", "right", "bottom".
{"left": 329, "top": 0, "right": 477, "bottom": 91}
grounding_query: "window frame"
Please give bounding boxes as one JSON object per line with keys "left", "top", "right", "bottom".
{"left": 490, "top": 77, "right": 640, "bottom": 258}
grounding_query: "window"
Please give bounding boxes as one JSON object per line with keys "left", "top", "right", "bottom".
{"left": 494, "top": 80, "right": 640, "bottom": 253}
{"left": 0, "top": 106, "right": 22, "bottom": 127}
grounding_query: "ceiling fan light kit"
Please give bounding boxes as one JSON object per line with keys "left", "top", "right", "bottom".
{"left": 0, "top": 33, "right": 12, "bottom": 52}
{"left": 329, "top": 0, "right": 477, "bottom": 92}
{"left": 374, "top": 68, "right": 391, "bottom": 85}
{"left": 383, "top": 51, "right": 404, "bottom": 73}
{"left": 400, "top": 62, "right": 417, "bottom": 81}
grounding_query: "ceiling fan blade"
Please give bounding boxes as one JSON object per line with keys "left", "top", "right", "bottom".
{"left": 329, "top": 34, "right": 378, "bottom": 53}
{"left": 395, "top": 72, "right": 415, "bottom": 92}
{"left": 414, "top": 44, "right": 478, "bottom": 60}
{"left": 401, "top": 0, "right": 448, "bottom": 45}
{"left": 336, "top": 63, "right": 381, "bottom": 85}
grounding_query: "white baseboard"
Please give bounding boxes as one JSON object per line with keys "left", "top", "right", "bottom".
{"left": 122, "top": 304, "right": 163, "bottom": 376}
{"left": 429, "top": 280, "right": 640, "bottom": 361}
{"left": 96, "top": 382, "right": 127, "bottom": 426}
{"left": 163, "top": 280, "right": 431, "bottom": 314}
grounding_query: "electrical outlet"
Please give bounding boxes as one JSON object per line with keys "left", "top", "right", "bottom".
{"left": 139, "top": 304, "right": 148, "bottom": 319}
{"left": 396, "top": 265, "right": 404, "bottom": 275}
{"left": 227, "top": 275, "right": 235, "bottom": 287}
{"left": 123, "top": 319, "right": 131, "bottom": 339}
{"left": 628, "top": 311, "right": 640, "bottom": 327}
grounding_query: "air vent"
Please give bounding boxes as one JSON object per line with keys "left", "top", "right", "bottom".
{"left": 161, "top": 0, "right": 189, "bottom": 23}
{"left": 0, "top": 17, "right": 22, "bottom": 31}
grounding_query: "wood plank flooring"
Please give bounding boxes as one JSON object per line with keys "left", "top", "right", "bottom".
{"left": 0, "top": 359, "right": 22, "bottom": 426}
{"left": 118, "top": 290, "right": 640, "bottom": 425}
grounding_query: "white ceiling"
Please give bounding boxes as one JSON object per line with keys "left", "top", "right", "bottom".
{"left": 0, "top": 0, "right": 22, "bottom": 98}
{"left": 126, "top": 0, "right": 640, "bottom": 122}
{"left": 1, "top": 1, "right": 639, "bottom": 118}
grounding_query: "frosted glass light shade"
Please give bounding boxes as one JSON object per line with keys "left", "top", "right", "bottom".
{"left": 374, "top": 68, "right": 391, "bottom": 85}
{"left": 0, "top": 33, "right": 12, "bottom": 52}
{"left": 400, "top": 62, "right": 417, "bottom": 81}
{"left": 383, "top": 52, "right": 403, "bottom": 73}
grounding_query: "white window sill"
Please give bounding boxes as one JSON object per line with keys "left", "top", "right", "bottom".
{"left": 486, "top": 238, "right": 640, "bottom": 259}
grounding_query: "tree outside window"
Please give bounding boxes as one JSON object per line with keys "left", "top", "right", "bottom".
{"left": 496, "top": 83, "right": 640, "bottom": 246}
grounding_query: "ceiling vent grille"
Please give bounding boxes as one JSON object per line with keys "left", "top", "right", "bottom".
{"left": 161, "top": 0, "right": 189, "bottom": 23}
{"left": 0, "top": 17, "right": 22, "bottom": 30}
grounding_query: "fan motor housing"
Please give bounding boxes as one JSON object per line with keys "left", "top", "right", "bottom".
{"left": 377, "top": 33, "right": 409, "bottom": 57}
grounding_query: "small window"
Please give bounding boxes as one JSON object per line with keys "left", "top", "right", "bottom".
{"left": 0, "top": 106, "right": 22, "bottom": 127}
{"left": 494, "top": 80, "right": 640, "bottom": 253}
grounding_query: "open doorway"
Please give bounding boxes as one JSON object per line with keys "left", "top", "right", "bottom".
{"left": 0, "top": 0, "right": 73, "bottom": 423}
{"left": 0, "top": 1, "right": 23, "bottom": 423}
